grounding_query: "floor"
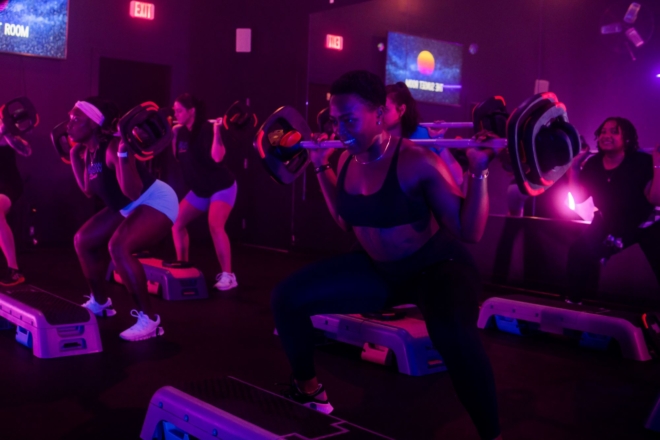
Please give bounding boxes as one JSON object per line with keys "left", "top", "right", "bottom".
{"left": 1, "top": 244, "right": 659, "bottom": 440}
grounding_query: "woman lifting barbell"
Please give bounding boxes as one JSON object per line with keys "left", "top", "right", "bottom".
{"left": 68, "top": 98, "right": 178, "bottom": 341}
{"left": 271, "top": 71, "right": 502, "bottom": 440}
{"left": 0, "top": 118, "right": 31, "bottom": 286}
{"left": 171, "top": 93, "right": 238, "bottom": 291}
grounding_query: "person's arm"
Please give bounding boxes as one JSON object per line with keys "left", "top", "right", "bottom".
{"left": 111, "top": 139, "right": 144, "bottom": 201}
{"left": 310, "top": 140, "right": 350, "bottom": 231}
{"left": 69, "top": 143, "right": 92, "bottom": 197}
{"left": 438, "top": 148, "right": 464, "bottom": 188}
{"left": 645, "top": 147, "right": 660, "bottom": 205}
{"left": 0, "top": 122, "right": 31, "bottom": 157}
{"left": 211, "top": 119, "right": 226, "bottom": 163}
{"left": 419, "top": 144, "right": 492, "bottom": 243}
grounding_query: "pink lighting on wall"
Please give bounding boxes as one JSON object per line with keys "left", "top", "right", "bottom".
{"left": 326, "top": 34, "right": 343, "bottom": 51}
{"left": 130, "top": 1, "right": 155, "bottom": 20}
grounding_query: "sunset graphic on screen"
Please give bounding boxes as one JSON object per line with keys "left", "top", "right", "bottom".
{"left": 386, "top": 32, "right": 463, "bottom": 105}
{"left": 417, "top": 50, "right": 435, "bottom": 75}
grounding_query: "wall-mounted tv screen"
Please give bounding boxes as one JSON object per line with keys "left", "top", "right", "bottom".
{"left": 385, "top": 31, "right": 462, "bottom": 105}
{"left": 0, "top": 0, "right": 69, "bottom": 59}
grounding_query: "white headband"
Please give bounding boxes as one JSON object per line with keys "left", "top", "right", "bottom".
{"left": 74, "top": 101, "right": 105, "bottom": 126}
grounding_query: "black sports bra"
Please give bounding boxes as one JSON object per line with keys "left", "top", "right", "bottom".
{"left": 336, "top": 138, "right": 430, "bottom": 228}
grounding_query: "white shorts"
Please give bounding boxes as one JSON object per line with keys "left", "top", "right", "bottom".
{"left": 120, "top": 179, "right": 179, "bottom": 224}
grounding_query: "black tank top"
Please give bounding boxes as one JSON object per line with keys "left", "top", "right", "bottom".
{"left": 86, "top": 140, "right": 156, "bottom": 211}
{"left": 337, "top": 138, "right": 430, "bottom": 228}
{"left": 0, "top": 144, "right": 23, "bottom": 202}
{"left": 176, "top": 122, "right": 235, "bottom": 197}
{"left": 0, "top": 145, "right": 22, "bottom": 189}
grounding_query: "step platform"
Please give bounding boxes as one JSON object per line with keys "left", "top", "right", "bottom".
{"left": 107, "top": 257, "right": 209, "bottom": 301}
{"left": 477, "top": 294, "right": 652, "bottom": 361}
{"left": 646, "top": 393, "right": 660, "bottom": 432}
{"left": 141, "top": 377, "right": 393, "bottom": 440}
{"left": 0, "top": 284, "right": 102, "bottom": 358}
{"left": 310, "top": 307, "right": 445, "bottom": 376}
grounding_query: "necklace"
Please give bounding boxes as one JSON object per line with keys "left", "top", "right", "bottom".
{"left": 354, "top": 134, "right": 392, "bottom": 165}
{"left": 88, "top": 147, "right": 98, "bottom": 163}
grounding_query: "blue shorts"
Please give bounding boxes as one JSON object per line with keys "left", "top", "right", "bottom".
{"left": 184, "top": 181, "right": 237, "bottom": 212}
{"left": 120, "top": 179, "right": 179, "bottom": 224}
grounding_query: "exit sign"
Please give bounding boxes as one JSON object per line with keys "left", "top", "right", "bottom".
{"left": 326, "top": 34, "right": 343, "bottom": 51}
{"left": 130, "top": 1, "right": 155, "bottom": 20}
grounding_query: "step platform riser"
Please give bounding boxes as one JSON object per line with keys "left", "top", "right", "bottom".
{"left": 140, "top": 377, "right": 393, "bottom": 440}
{"left": 477, "top": 295, "right": 652, "bottom": 361}
{"left": 107, "top": 258, "right": 208, "bottom": 301}
{"left": 311, "top": 312, "right": 445, "bottom": 376}
{"left": 0, "top": 285, "right": 102, "bottom": 358}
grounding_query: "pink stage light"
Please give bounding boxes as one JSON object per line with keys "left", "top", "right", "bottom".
{"left": 567, "top": 192, "right": 576, "bottom": 211}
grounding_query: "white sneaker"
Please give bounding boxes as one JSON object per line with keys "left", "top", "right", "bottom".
{"left": 119, "top": 310, "right": 164, "bottom": 341}
{"left": 81, "top": 294, "right": 117, "bottom": 317}
{"left": 214, "top": 272, "right": 238, "bottom": 291}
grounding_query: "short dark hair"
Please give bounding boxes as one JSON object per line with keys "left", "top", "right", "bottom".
{"left": 330, "top": 70, "right": 386, "bottom": 108}
{"left": 594, "top": 117, "right": 639, "bottom": 154}
{"left": 386, "top": 82, "right": 420, "bottom": 138}
{"left": 175, "top": 93, "right": 207, "bottom": 138}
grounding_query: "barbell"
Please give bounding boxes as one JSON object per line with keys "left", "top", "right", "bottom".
{"left": 254, "top": 93, "right": 580, "bottom": 196}
{"left": 316, "top": 96, "right": 508, "bottom": 137}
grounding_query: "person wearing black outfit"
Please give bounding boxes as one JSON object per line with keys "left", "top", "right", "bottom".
{"left": 69, "top": 98, "right": 179, "bottom": 341}
{"left": 271, "top": 71, "right": 502, "bottom": 440}
{"left": 171, "top": 94, "right": 238, "bottom": 291}
{"left": 567, "top": 117, "right": 660, "bottom": 305}
{"left": 0, "top": 118, "right": 31, "bottom": 286}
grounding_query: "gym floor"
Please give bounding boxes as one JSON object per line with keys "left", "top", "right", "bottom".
{"left": 1, "top": 244, "right": 659, "bottom": 440}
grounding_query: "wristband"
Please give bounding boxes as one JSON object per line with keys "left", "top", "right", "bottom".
{"left": 314, "top": 164, "right": 332, "bottom": 174}
{"left": 117, "top": 151, "right": 129, "bottom": 158}
{"left": 469, "top": 169, "right": 489, "bottom": 180}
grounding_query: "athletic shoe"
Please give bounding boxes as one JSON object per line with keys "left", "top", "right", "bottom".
{"left": 565, "top": 298, "right": 583, "bottom": 306}
{"left": 280, "top": 377, "right": 334, "bottom": 414}
{"left": 0, "top": 268, "right": 25, "bottom": 287}
{"left": 214, "top": 272, "right": 238, "bottom": 291}
{"left": 81, "top": 294, "right": 117, "bottom": 317}
{"left": 119, "top": 310, "right": 164, "bottom": 341}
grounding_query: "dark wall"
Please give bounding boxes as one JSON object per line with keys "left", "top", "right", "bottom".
{"left": 0, "top": 0, "right": 191, "bottom": 247}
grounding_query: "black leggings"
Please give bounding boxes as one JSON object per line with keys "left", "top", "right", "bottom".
{"left": 271, "top": 243, "right": 500, "bottom": 439}
{"left": 567, "top": 217, "right": 660, "bottom": 303}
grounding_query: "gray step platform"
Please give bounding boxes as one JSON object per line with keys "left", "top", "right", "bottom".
{"left": 107, "top": 257, "right": 208, "bottom": 301}
{"left": 477, "top": 294, "right": 652, "bottom": 361}
{"left": 311, "top": 308, "right": 445, "bottom": 376}
{"left": 0, "top": 284, "right": 102, "bottom": 358}
{"left": 140, "top": 377, "right": 393, "bottom": 440}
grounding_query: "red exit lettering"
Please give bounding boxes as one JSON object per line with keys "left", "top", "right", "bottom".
{"left": 326, "top": 34, "right": 343, "bottom": 51}
{"left": 130, "top": 1, "right": 155, "bottom": 20}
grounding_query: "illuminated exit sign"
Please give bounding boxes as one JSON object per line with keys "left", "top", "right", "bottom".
{"left": 326, "top": 34, "right": 343, "bottom": 50}
{"left": 130, "top": 1, "right": 155, "bottom": 20}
